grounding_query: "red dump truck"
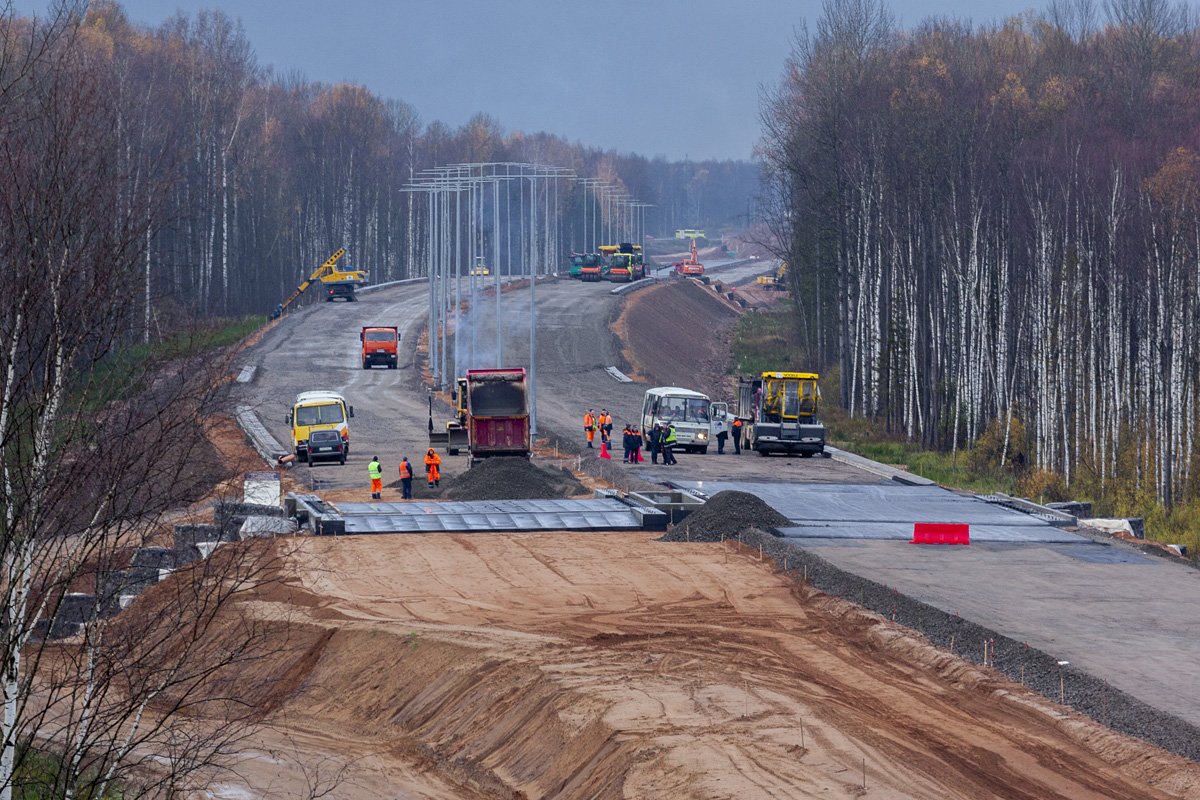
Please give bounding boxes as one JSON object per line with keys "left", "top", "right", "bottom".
{"left": 465, "top": 368, "right": 531, "bottom": 460}
{"left": 360, "top": 325, "right": 399, "bottom": 369}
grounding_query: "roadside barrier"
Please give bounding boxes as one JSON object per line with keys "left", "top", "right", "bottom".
{"left": 911, "top": 522, "right": 970, "bottom": 545}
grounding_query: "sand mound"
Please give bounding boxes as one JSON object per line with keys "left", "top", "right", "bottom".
{"left": 441, "top": 457, "right": 586, "bottom": 501}
{"left": 661, "top": 490, "right": 790, "bottom": 542}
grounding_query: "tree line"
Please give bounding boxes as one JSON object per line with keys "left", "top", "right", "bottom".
{"left": 6, "top": 1, "right": 756, "bottom": 333}
{"left": 760, "top": 0, "right": 1200, "bottom": 509}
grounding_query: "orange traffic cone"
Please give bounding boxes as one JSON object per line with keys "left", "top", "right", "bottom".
{"left": 599, "top": 441, "right": 611, "bottom": 460}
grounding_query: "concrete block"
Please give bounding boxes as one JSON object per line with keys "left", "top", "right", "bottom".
{"left": 132, "top": 547, "right": 176, "bottom": 570}
{"left": 196, "top": 541, "right": 221, "bottom": 559}
{"left": 125, "top": 566, "right": 161, "bottom": 595}
{"left": 244, "top": 471, "right": 281, "bottom": 506}
{"left": 174, "top": 524, "right": 219, "bottom": 551}
{"left": 239, "top": 515, "right": 299, "bottom": 539}
{"left": 1127, "top": 517, "right": 1146, "bottom": 540}
{"left": 57, "top": 593, "right": 96, "bottom": 623}
{"left": 46, "top": 618, "right": 81, "bottom": 641}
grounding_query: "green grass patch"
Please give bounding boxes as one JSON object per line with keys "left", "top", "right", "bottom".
{"left": 85, "top": 315, "right": 263, "bottom": 410}
{"left": 729, "top": 311, "right": 812, "bottom": 376}
{"left": 13, "top": 746, "right": 125, "bottom": 799}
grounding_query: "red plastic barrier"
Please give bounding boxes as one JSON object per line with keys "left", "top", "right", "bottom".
{"left": 911, "top": 522, "right": 970, "bottom": 545}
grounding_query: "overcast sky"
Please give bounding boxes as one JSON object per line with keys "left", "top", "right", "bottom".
{"left": 18, "top": 0, "right": 1043, "bottom": 160}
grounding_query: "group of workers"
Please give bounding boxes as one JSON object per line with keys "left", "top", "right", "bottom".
{"left": 582, "top": 409, "right": 750, "bottom": 460}
{"left": 367, "top": 450, "right": 442, "bottom": 500}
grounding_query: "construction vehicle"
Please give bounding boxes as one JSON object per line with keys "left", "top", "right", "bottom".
{"left": 286, "top": 390, "right": 354, "bottom": 463}
{"left": 736, "top": 372, "right": 825, "bottom": 456}
{"left": 640, "top": 387, "right": 726, "bottom": 455}
{"left": 428, "top": 377, "right": 470, "bottom": 455}
{"left": 464, "top": 368, "right": 530, "bottom": 460}
{"left": 674, "top": 229, "right": 706, "bottom": 240}
{"left": 674, "top": 238, "right": 704, "bottom": 277}
{"left": 275, "top": 248, "right": 368, "bottom": 315}
{"left": 605, "top": 243, "right": 646, "bottom": 283}
{"left": 756, "top": 261, "right": 788, "bottom": 290}
{"left": 360, "top": 325, "right": 399, "bottom": 369}
{"left": 583, "top": 248, "right": 614, "bottom": 282}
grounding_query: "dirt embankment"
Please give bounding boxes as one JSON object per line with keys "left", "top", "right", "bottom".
{"left": 612, "top": 280, "right": 739, "bottom": 398}
{"left": 201, "top": 534, "right": 1200, "bottom": 799}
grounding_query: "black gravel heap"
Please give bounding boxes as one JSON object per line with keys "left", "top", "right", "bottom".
{"left": 661, "top": 490, "right": 791, "bottom": 542}
{"left": 738, "top": 528, "right": 1200, "bottom": 763}
{"left": 442, "top": 457, "right": 586, "bottom": 501}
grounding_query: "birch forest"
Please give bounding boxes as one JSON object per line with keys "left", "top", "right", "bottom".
{"left": 760, "top": 0, "right": 1200, "bottom": 513}
{"left": 7, "top": 2, "right": 754, "bottom": 332}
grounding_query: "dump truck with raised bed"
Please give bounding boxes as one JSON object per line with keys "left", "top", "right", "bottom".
{"left": 465, "top": 368, "right": 530, "bottom": 460}
{"left": 736, "top": 371, "right": 825, "bottom": 456}
{"left": 360, "top": 325, "right": 398, "bottom": 369}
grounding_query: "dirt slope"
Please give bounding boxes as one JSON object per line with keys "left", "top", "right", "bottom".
{"left": 204, "top": 534, "right": 1200, "bottom": 799}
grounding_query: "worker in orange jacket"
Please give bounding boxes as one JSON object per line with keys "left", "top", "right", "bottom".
{"left": 584, "top": 409, "right": 596, "bottom": 448}
{"left": 424, "top": 448, "right": 442, "bottom": 487}
{"left": 600, "top": 409, "right": 612, "bottom": 444}
{"left": 398, "top": 456, "right": 414, "bottom": 499}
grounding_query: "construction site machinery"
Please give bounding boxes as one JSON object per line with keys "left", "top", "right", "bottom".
{"left": 465, "top": 368, "right": 531, "bottom": 460}
{"left": 428, "top": 377, "right": 470, "bottom": 455}
{"left": 736, "top": 372, "right": 825, "bottom": 457}
{"left": 756, "top": 261, "right": 788, "bottom": 290}
{"left": 604, "top": 243, "right": 645, "bottom": 283}
{"left": 674, "top": 229, "right": 706, "bottom": 240}
{"left": 583, "top": 248, "right": 615, "bottom": 282}
{"left": 675, "top": 238, "right": 704, "bottom": 277}
{"left": 274, "top": 248, "right": 368, "bottom": 315}
{"left": 360, "top": 325, "right": 399, "bottom": 369}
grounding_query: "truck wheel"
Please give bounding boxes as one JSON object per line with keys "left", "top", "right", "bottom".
{"left": 758, "top": 448, "right": 769, "bottom": 457}
{"left": 700, "top": 446, "right": 709, "bottom": 455}
{"left": 362, "top": 361, "right": 369, "bottom": 370}
{"left": 339, "top": 456, "right": 346, "bottom": 465}
{"left": 389, "top": 361, "right": 397, "bottom": 369}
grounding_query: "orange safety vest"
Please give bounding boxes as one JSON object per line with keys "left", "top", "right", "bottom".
{"left": 425, "top": 451, "right": 442, "bottom": 475}
{"left": 399, "top": 461, "right": 412, "bottom": 479}
{"left": 584, "top": 413, "right": 595, "bottom": 430}
{"left": 733, "top": 418, "right": 743, "bottom": 428}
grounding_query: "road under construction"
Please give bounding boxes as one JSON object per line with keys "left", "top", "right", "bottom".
{"left": 221, "top": 254, "right": 1200, "bottom": 798}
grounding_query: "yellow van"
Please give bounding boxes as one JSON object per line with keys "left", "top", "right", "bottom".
{"left": 286, "top": 390, "right": 354, "bottom": 463}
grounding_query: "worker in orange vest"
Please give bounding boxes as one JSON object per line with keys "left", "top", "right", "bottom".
{"left": 424, "top": 448, "right": 442, "bottom": 488}
{"left": 584, "top": 409, "right": 596, "bottom": 448}
{"left": 600, "top": 409, "right": 612, "bottom": 443}
{"left": 732, "top": 418, "right": 744, "bottom": 454}
{"left": 398, "top": 456, "right": 414, "bottom": 499}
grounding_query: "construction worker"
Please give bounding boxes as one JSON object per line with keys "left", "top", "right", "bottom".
{"left": 398, "top": 456, "right": 413, "bottom": 499}
{"left": 662, "top": 424, "right": 678, "bottom": 465}
{"left": 621, "top": 424, "right": 634, "bottom": 462}
{"left": 424, "top": 448, "right": 442, "bottom": 488}
{"left": 368, "top": 456, "right": 383, "bottom": 499}
{"left": 713, "top": 412, "right": 728, "bottom": 454}
{"left": 647, "top": 424, "right": 662, "bottom": 464}
{"left": 584, "top": 409, "right": 596, "bottom": 448}
{"left": 602, "top": 410, "right": 614, "bottom": 441}
{"left": 631, "top": 426, "right": 643, "bottom": 463}
{"left": 599, "top": 409, "right": 610, "bottom": 444}
{"left": 732, "top": 417, "right": 744, "bottom": 454}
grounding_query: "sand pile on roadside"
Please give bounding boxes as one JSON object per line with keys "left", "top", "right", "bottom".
{"left": 441, "top": 457, "right": 586, "bottom": 501}
{"left": 661, "top": 490, "right": 790, "bottom": 542}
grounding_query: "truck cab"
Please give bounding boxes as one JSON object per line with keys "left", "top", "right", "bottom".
{"left": 360, "top": 325, "right": 399, "bottom": 369}
{"left": 641, "top": 387, "right": 724, "bottom": 454}
{"left": 286, "top": 390, "right": 354, "bottom": 463}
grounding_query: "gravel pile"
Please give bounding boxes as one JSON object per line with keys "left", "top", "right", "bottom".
{"left": 740, "top": 529, "right": 1200, "bottom": 762}
{"left": 661, "top": 490, "right": 790, "bottom": 542}
{"left": 442, "top": 457, "right": 586, "bottom": 501}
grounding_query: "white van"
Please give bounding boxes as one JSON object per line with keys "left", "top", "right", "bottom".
{"left": 640, "top": 387, "right": 727, "bottom": 455}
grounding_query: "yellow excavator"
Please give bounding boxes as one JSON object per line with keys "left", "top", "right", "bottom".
{"left": 272, "top": 248, "right": 368, "bottom": 317}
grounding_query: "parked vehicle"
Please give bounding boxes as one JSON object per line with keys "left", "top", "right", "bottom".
{"left": 306, "top": 428, "right": 347, "bottom": 465}
{"left": 360, "top": 325, "right": 399, "bottom": 369}
{"left": 736, "top": 371, "right": 826, "bottom": 456}
{"left": 640, "top": 387, "right": 726, "bottom": 454}
{"left": 286, "top": 390, "right": 354, "bottom": 463}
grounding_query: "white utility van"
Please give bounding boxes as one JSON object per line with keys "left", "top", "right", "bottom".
{"left": 640, "top": 387, "right": 727, "bottom": 455}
